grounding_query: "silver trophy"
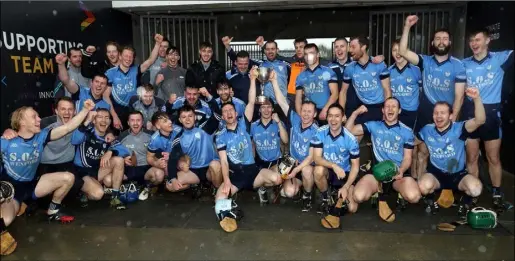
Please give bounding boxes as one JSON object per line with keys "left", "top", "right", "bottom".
{"left": 256, "top": 67, "right": 272, "bottom": 104}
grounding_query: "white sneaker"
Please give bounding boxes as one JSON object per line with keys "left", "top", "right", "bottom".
{"left": 139, "top": 187, "right": 150, "bottom": 201}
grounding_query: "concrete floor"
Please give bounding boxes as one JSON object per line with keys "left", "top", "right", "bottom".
{"left": 3, "top": 173, "right": 514, "bottom": 260}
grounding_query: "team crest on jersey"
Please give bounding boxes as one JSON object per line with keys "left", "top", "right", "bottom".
{"left": 428, "top": 136, "right": 435, "bottom": 142}
{"left": 487, "top": 65, "right": 492, "bottom": 70}
{"left": 406, "top": 78, "right": 412, "bottom": 83}
{"left": 194, "top": 132, "right": 201, "bottom": 139}
{"left": 445, "top": 72, "right": 451, "bottom": 77}
{"left": 371, "top": 72, "right": 377, "bottom": 77}
{"left": 278, "top": 66, "right": 284, "bottom": 72}
{"left": 144, "top": 143, "right": 149, "bottom": 147}
{"left": 271, "top": 132, "right": 275, "bottom": 137}
{"left": 395, "top": 135, "right": 401, "bottom": 141}
{"left": 487, "top": 72, "right": 494, "bottom": 79}
{"left": 103, "top": 143, "right": 107, "bottom": 149}
{"left": 340, "top": 147, "right": 345, "bottom": 152}
{"left": 32, "top": 142, "right": 38, "bottom": 148}
{"left": 303, "top": 138, "right": 308, "bottom": 142}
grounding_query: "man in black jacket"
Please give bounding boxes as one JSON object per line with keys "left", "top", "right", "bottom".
{"left": 185, "top": 42, "right": 225, "bottom": 99}
{"left": 81, "top": 42, "right": 121, "bottom": 78}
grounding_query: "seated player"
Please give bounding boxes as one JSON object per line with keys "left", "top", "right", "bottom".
{"left": 213, "top": 67, "right": 283, "bottom": 232}
{"left": 417, "top": 87, "right": 485, "bottom": 217}
{"left": 118, "top": 111, "right": 155, "bottom": 201}
{"left": 1, "top": 99, "right": 95, "bottom": 227}
{"left": 312, "top": 104, "right": 361, "bottom": 214}
{"left": 128, "top": 84, "right": 166, "bottom": 130}
{"left": 167, "top": 85, "right": 212, "bottom": 128}
{"left": 346, "top": 98, "right": 421, "bottom": 222}
{"left": 146, "top": 112, "right": 183, "bottom": 192}
{"left": 166, "top": 87, "right": 223, "bottom": 197}
{"left": 71, "top": 108, "right": 131, "bottom": 210}
{"left": 1, "top": 98, "right": 115, "bottom": 210}
{"left": 270, "top": 67, "right": 318, "bottom": 212}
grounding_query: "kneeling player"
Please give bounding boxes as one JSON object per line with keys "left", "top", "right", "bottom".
{"left": 71, "top": 108, "right": 131, "bottom": 210}
{"left": 146, "top": 112, "right": 182, "bottom": 195}
{"left": 214, "top": 94, "right": 282, "bottom": 232}
{"left": 166, "top": 87, "right": 223, "bottom": 197}
{"left": 118, "top": 111, "right": 155, "bottom": 200}
{"left": 417, "top": 88, "right": 485, "bottom": 217}
{"left": 346, "top": 98, "right": 421, "bottom": 222}
{"left": 1, "top": 99, "right": 95, "bottom": 227}
{"left": 312, "top": 104, "right": 361, "bottom": 214}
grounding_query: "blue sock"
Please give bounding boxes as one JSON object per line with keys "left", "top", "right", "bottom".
{"left": 492, "top": 187, "right": 501, "bottom": 195}
{"left": 112, "top": 189, "right": 119, "bottom": 198}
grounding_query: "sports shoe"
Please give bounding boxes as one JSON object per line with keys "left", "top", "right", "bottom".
{"left": 317, "top": 198, "right": 329, "bottom": 215}
{"left": 48, "top": 211, "right": 75, "bottom": 223}
{"left": 424, "top": 198, "right": 439, "bottom": 215}
{"left": 80, "top": 194, "right": 88, "bottom": 208}
{"left": 301, "top": 197, "right": 312, "bottom": 212}
{"left": 139, "top": 187, "right": 150, "bottom": 201}
{"left": 396, "top": 193, "right": 407, "bottom": 211}
{"left": 110, "top": 197, "right": 126, "bottom": 210}
{"left": 257, "top": 187, "right": 269, "bottom": 205}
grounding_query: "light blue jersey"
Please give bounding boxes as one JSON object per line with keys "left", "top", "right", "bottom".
{"left": 105, "top": 65, "right": 141, "bottom": 107}
{"left": 310, "top": 126, "right": 360, "bottom": 172}
{"left": 147, "top": 126, "right": 183, "bottom": 154}
{"left": 389, "top": 64, "right": 421, "bottom": 111}
{"left": 418, "top": 121, "right": 469, "bottom": 173}
{"left": 417, "top": 54, "right": 466, "bottom": 105}
{"left": 462, "top": 51, "right": 513, "bottom": 104}
{"left": 1, "top": 128, "right": 51, "bottom": 182}
{"left": 72, "top": 85, "right": 111, "bottom": 112}
{"left": 174, "top": 127, "right": 219, "bottom": 169}
{"left": 250, "top": 120, "right": 283, "bottom": 162}
{"left": 215, "top": 117, "right": 254, "bottom": 165}
{"left": 363, "top": 121, "right": 414, "bottom": 166}
{"left": 287, "top": 108, "right": 319, "bottom": 162}
{"left": 295, "top": 65, "right": 338, "bottom": 109}
{"left": 343, "top": 59, "right": 390, "bottom": 105}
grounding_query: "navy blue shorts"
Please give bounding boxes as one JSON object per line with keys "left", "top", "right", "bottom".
{"left": 190, "top": 166, "right": 210, "bottom": 183}
{"left": 38, "top": 161, "right": 76, "bottom": 176}
{"left": 415, "top": 96, "right": 434, "bottom": 133}
{"left": 257, "top": 158, "right": 280, "bottom": 170}
{"left": 327, "top": 168, "right": 358, "bottom": 187}
{"left": 229, "top": 164, "right": 260, "bottom": 191}
{"left": 125, "top": 165, "right": 151, "bottom": 184}
{"left": 0, "top": 172, "right": 36, "bottom": 204}
{"left": 427, "top": 164, "right": 467, "bottom": 190}
{"left": 76, "top": 166, "right": 99, "bottom": 180}
{"left": 355, "top": 103, "right": 383, "bottom": 124}
{"left": 464, "top": 102, "right": 502, "bottom": 141}
{"left": 399, "top": 109, "right": 418, "bottom": 130}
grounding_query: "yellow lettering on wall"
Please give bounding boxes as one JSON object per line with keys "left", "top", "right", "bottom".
{"left": 10, "top": 56, "right": 21, "bottom": 73}
{"left": 43, "top": 58, "right": 54, "bottom": 74}
{"left": 22, "top": 57, "right": 31, "bottom": 73}
{"left": 33, "top": 58, "right": 43, "bottom": 74}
